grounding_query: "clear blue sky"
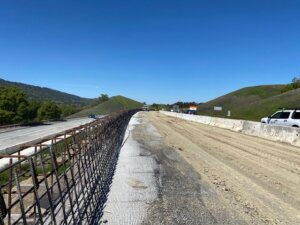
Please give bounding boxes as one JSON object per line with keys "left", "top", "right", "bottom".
{"left": 0, "top": 0, "right": 299, "bottom": 104}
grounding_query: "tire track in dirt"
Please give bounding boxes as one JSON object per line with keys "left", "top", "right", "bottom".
{"left": 147, "top": 112, "right": 300, "bottom": 225}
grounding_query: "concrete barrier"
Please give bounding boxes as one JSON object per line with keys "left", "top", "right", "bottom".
{"left": 160, "top": 111, "right": 300, "bottom": 147}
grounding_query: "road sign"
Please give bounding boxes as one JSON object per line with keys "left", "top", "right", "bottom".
{"left": 214, "top": 106, "right": 223, "bottom": 111}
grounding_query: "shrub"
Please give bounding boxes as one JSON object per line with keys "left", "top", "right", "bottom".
{"left": 0, "top": 110, "right": 14, "bottom": 125}
{"left": 37, "top": 101, "right": 62, "bottom": 121}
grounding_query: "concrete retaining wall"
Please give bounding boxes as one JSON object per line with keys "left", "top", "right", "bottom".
{"left": 160, "top": 111, "right": 300, "bottom": 147}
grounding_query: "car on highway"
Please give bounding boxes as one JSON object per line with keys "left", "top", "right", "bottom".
{"left": 261, "top": 109, "right": 300, "bottom": 127}
{"left": 184, "top": 109, "right": 196, "bottom": 115}
{"left": 88, "top": 114, "right": 97, "bottom": 119}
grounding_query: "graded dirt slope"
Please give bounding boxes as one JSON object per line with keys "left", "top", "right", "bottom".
{"left": 147, "top": 112, "right": 300, "bottom": 225}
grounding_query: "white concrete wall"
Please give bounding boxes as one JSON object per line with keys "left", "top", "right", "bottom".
{"left": 160, "top": 111, "right": 300, "bottom": 147}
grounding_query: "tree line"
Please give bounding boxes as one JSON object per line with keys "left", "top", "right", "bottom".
{"left": 281, "top": 77, "right": 300, "bottom": 93}
{"left": 148, "top": 102, "right": 201, "bottom": 111}
{"left": 0, "top": 86, "right": 80, "bottom": 125}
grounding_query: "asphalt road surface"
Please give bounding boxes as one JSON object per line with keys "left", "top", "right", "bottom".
{"left": 103, "top": 112, "right": 300, "bottom": 225}
{"left": 0, "top": 117, "right": 95, "bottom": 151}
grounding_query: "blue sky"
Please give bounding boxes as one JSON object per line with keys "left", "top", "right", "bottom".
{"left": 0, "top": 0, "right": 300, "bottom": 104}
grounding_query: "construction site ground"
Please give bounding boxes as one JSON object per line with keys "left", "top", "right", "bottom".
{"left": 103, "top": 112, "right": 300, "bottom": 225}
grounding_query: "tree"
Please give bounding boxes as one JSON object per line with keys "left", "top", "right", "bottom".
{"left": 173, "top": 102, "right": 198, "bottom": 108}
{"left": 37, "top": 101, "right": 62, "bottom": 121}
{"left": 281, "top": 76, "right": 300, "bottom": 93}
{"left": 0, "top": 86, "right": 29, "bottom": 124}
{"left": 27, "top": 101, "right": 41, "bottom": 121}
{"left": 15, "top": 102, "right": 29, "bottom": 123}
{"left": 98, "top": 94, "right": 109, "bottom": 103}
{"left": 150, "top": 103, "right": 160, "bottom": 111}
{"left": 292, "top": 76, "right": 300, "bottom": 83}
{"left": 0, "top": 86, "right": 27, "bottom": 113}
{"left": 292, "top": 76, "right": 300, "bottom": 89}
{"left": 60, "top": 105, "right": 80, "bottom": 117}
{"left": 0, "top": 110, "right": 14, "bottom": 125}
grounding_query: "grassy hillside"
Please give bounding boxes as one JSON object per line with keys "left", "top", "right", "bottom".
{"left": 237, "top": 88, "right": 300, "bottom": 120}
{"left": 0, "top": 78, "right": 93, "bottom": 106}
{"left": 197, "top": 85, "right": 290, "bottom": 121}
{"left": 69, "top": 95, "right": 143, "bottom": 117}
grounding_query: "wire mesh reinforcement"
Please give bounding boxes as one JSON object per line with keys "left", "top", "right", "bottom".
{"left": 0, "top": 110, "right": 138, "bottom": 225}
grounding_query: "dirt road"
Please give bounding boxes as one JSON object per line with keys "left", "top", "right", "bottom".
{"left": 144, "top": 111, "right": 300, "bottom": 225}
{"left": 103, "top": 112, "right": 248, "bottom": 225}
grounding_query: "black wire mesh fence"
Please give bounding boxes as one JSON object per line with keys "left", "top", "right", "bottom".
{"left": 0, "top": 110, "right": 138, "bottom": 225}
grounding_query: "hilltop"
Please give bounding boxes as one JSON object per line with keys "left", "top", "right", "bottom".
{"left": 0, "top": 78, "right": 93, "bottom": 106}
{"left": 69, "top": 95, "right": 143, "bottom": 118}
{"left": 197, "top": 84, "right": 299, "bottom": 121}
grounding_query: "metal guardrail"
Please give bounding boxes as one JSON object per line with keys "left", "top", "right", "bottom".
{"left": 0, "top": 110, "right": 138, "bottom": 225}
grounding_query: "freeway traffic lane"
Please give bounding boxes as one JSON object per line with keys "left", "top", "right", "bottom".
{"left": 0, "top": 117, "right": 95, "bottom": 151}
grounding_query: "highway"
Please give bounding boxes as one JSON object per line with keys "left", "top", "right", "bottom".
{"left": 0, "top": 117, "right": 95, "bottom": 152}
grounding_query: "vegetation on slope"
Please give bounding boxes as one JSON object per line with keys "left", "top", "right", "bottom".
{"left": 197, "top": 77, "right": 300, "bottom": 121}
{"left": 69, "top": 95, "right": 143, "bottom": 117}
{"left": 0, "top": 78, "right": 116, "bottom": 124}
{"left": 197, "top": 85, "right": 284, "bottom": 120}
{"left": 237, "top": 88, "right": 300, "bottom": 120}
{"left": 0, "top": 78, "right": 93, "bottom": 106}
{"left": 281, "top": 77, "right": 300, "bottom": 93}
{"left": 0, "top": 86, "right": 64, "bottom": 125}
{"left": 0, "top": 78, "right": 142, "bottom": 124}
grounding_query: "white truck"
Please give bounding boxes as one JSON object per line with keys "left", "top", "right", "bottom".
{"left": 261, "top": 109, "right": 300, "bottom": 128}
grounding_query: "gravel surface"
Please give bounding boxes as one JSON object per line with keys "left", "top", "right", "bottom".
{"left": 102, "top": 114, "right": 158, "bottom": 225}
{"left": 103, "top": 112, "right": 251, "bottom": 224}
{"left": 147, "top": 111, "right": 300, "bottom": 225}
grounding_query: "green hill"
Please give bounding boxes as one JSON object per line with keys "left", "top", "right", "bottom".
{"left": 69, "top": 95, "right": 143, "bottom": 117}
{"left": 0, "top": 78, "right": 93, "bottom": 106}
{"left": 197, "top": 85, "right": 294, "bottom": 121}
{"left": 237, "top": 88, "right": 300, "bottom": 120}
